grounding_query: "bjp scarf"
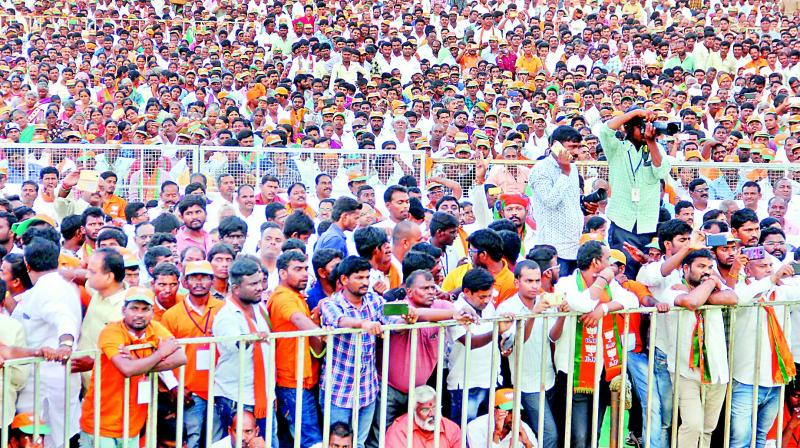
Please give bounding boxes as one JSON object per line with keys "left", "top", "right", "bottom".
{"left": 233, "top": 302, "right": 269, "bottom": 418}
{"left": 573, "top": 273, "right": 623, "bottom": 394}
{"left": 760, "top": 291, "right": 796, "bottom": 385}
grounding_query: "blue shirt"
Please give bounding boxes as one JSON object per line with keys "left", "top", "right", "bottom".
{"left": 307, "top": 281, "right": 327, "bottom": 311}
{"left": 314, "top": 223, "right": 348, "bottom": 256}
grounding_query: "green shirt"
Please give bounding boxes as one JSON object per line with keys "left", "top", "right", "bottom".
{"left": 597, "top": 123, "right": 671, "bottom": 234}
{"left": 664, "top": 54, "right": 695, "bottom": 72}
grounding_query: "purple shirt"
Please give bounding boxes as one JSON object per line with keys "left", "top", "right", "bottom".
{"left": 382, "top": 299, "right": 454, "bottom": 393}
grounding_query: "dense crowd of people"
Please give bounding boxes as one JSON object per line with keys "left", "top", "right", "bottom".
{"left": 3, "top": 0, "right": 800, "bottom": 447}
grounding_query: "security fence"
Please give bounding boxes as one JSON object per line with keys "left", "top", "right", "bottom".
{"left": 430, "top": 158, "right": 800, "bottom": 198}
{"left": 2, "top": 300, "right": 799, "bottom": 448}
{"left": 0, "top": 143, "right": 427, "bottom": 202}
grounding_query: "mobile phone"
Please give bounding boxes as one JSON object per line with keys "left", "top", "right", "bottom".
{"left": 500, "top": 333, "right": 514, "bottom": 351}
{"left": 541, "top": 292, "right": 565, "bottom": 307}
{"left": 744, "top": 93, "right": 757, "bottom": 100}
{"left": 705, "top": 234, "right": 728, "bottom": 247}
{"left": 550, "top": 141, "right": 565, "bottom": 157}
{"left": 742, "top": 246, "right": 765, "bottom": 261}
{"left": 382, "top": 302, "right": 409, "bottom": 316}
{"left": 792, "top": 263, "right": 800, "bottom": 276}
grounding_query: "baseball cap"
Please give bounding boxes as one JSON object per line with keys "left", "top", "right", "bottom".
{"left": 185, "top": 260, "right": 214, "bottom": 276}
{"left": 11, "top": 413, "right": 51, "bottom": 435}
{"left": 609, "top": 249, "right": 627, "bottom": 266}
{"left": 11, "top": 214, "right": 56, "bottom": 236}
{"left": 4, "top": 122, "right": 19, "bottom": 132}
{"left": 494, "top": 388, "right": 519, "bottom": 411}
{"left": 124, "top": 286, "right": 155, "bottom": 305}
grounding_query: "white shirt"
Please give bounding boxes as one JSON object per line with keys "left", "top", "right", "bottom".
{"left": 636, "top": 259, "right": 683, "bottom": 355}
{"left": 496, "top": 294, "right": 556, "bottom": 393}
{"left": 553, "top": 273, "right": 639, "bottom": 374}
{"left": 661, "top": 287, "right": 729, "bottom": 384}
{"left": 733, "top": 277, "right": 799, "bottom": 387}
{"left": 447, "top": 297, "right": 500, "bottom": 390}
{"left": 467, "top": 413, "right": 538, "bottom": 448}
{"left": 211, "top": 300, "right": 275, "bottom": 405}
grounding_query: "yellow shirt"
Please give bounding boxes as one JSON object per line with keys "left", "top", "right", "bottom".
{"left": 442, "top": 261, "right": 517, "bottom": 306}
{"left": 78, "top": 287, "right": 128, "bottom": 385}
{"left": 516, "top": 54, "right": 545, "bottom": 74}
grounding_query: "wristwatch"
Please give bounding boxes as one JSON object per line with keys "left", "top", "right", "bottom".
{"left": 601, "top": 303, "right": 610, "bottom": 316}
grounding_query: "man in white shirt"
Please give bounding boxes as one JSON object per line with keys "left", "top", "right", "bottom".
{"left": 13, "top": 236, "right": 82, "bottom": 448}
{"left": 496, "top": 260, "right": 558, "bottom": 448}
{"left": 661, "top": 249, "right": 738, "bottom": 448}
{"left": 447, "top": 267, "right": 505, "bottom": 424}
{"left": 729, "top": 258, "right": 799, "bottom": 448}
{"left": 551, "top": 241, "right": 638, "bottom": 448}
{"left": 635, "top": 219, "right": 699, "bottom": 448}
{"left": 210, "top": 411, "right": 265, "bottom": 448}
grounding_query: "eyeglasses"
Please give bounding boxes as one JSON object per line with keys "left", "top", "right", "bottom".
{"left": 763, "top": 241, "right": 786, "bottom": 247}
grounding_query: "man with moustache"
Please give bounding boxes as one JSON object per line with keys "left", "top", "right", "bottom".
{"left": 176, "top": 195, "right": 213, "bottom": 254}
{"left": 268, "top": 251, "right": 325, "bottom": 448}
{"left": 760, "top": 227, "right": 788, "bottom": 261}
{"left": 384, "top": 385, "right": 461, "bottom": 447}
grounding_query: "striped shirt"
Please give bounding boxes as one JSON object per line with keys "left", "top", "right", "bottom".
{"left": 320, "top": 291, "right": 386, "bottom": 408}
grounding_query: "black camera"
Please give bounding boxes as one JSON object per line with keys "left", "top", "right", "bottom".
{"left": 581, "top": 188, "right": 607, "bottom": 215}
{"left": 643, "top": 121, "right": 681, "bottom": 136}
{"left": 583, "top": 188, "right": 607, "bottom": 204}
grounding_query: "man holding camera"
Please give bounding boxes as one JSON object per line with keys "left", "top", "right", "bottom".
{"left": 599, "top": 108, "right": 671, "bottom": 276}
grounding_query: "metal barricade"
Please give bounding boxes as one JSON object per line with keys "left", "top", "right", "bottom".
{"left": 0, "top": 143, "right": 426, "bottom": 202}
{"left": 1, "top": 299, "right": 798, "bottom": 448}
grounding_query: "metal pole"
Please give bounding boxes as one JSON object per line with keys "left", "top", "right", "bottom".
{"left": 777, "top": 305, "right": 791, "bottom": 448}
{"left": 643, "top": 311, "right": 657, "bottom": 448}
{"left": 750, "top": 304, "right": 763, "bottom": 448}
{"left": 235, "top": 338, "right": 246, "bottom": 448}
{"left": 591, "top": 316, "right": 603, "bottom": 448}
{"left": 352, "top": 332, "right": 363, "bottom": 443}
{"left": 538, "top": 316, "right": 548, "bottom": 448}
{"left": 510, "top": 319, "right": 525, "bottom": 448}
{"left": 1, "top": 366, "right": 9, "bottom": 448}
{"left": 406, "top": 329, "right": 419, "bottom": 448}
{"left": 206, "top": 342, "right": 217, "bottom": 448}
{"left": 564, "top": 314, "right": 577, "bottom": 448}
{"left": 122, "top": 377, "right": 130, "bottom": 448}
{"left": 486, "top": 321, "right": 500, "bottom": 448}
{"left": 294, "top": 336, "right": 306, "bottom": 448}
{"left": 433, "top": 327, "right": 445, "bottom": 448}
{"left": 176, "top": 365, "right": 186, "bottom": 448}
{"left": 378, "top": 329, "right": 391, "bottom": 448}
{"left": 64, "top": 358, "right": 72, "bottom": 447}
{"left": 616, "top": 314, "right": 631, "bottom": 448}
{"left": 459, "top": 330, "right": 472, "bottom": 448}
{"left": 321, "top": 334, "right": 334, "bottom": 448}
{"left": 670, "top": 311, "right": 682, "bottom": 448}
{"left": 723, "top": 308, "right": 738, "bottom": 448}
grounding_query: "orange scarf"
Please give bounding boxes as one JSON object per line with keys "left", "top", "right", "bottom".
{"left": 573, "top": 273, "right": 622, "bottom": 393}
{"left": 689, "top": 309, "right": 711, "bottom": 383}
{"left": 233, "top": 301, "right": 269, "bottom": 418}
{"left": 760, "top": 291, "right": 796, "bottom": 385}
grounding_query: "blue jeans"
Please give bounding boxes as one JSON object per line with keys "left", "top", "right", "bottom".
{"left": 520, "top": 390, "right": 558, "bottom": 448}
{"left": 79, "top": 431, "right": 139, "bottom": 448}
{"left": 449, "top": 388, "right": 488, "bottom": 424}
{"left": 628, "top": 348, "right": 673, "bottom": 448}
{"left": 211, "top": 396, "right": 278, "bottom": 448}
{"left": 569, "top": 378, "right": 610, "bottom": 448}
{"left": 275, "top": 387, "right": 322, "bottom": 448}
{"left": 328, "top": 401, "right": 376, "bottom": 448}
{"left": 729, "top": 380, "right": 782, "bottom": 448}
{"left": 184, "top": 394, "right": 208, "bottom": 448}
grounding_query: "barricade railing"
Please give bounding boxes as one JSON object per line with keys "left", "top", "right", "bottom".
{"left": 431, "top": 157, "right": 800, "bottom": 198}
{"left": 2, "top": 298, "right": 799, "bottom": 448}
{"left": 0, "top": 143, "right": 426, "bottom": 202}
